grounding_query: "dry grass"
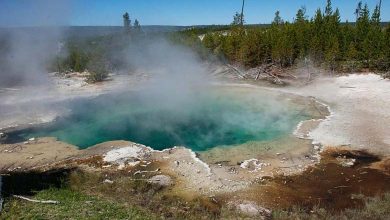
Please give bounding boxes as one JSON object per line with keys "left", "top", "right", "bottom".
{"left": 67, "top": 170, "right": 228, "bottom": 219}
{"left": 273, "top": 193, "right": 390, "bottom": 220}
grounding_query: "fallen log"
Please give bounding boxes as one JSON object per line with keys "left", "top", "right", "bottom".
{"left": 255, "top": 71, "right": 261, "bottom": 80}
{"left": 133, "top": 168, "right": 160, "bottom": 175}
{"left": 284, "top": 72, "right": 297, "bottom": 79}
{"left": 269, "top": 73, "right": 283, "bottom": 85}
{"left": 13, "top": 195, "right": 59, "bottom": 204}
{"left": 226, "top": 64, "right": 245, "bottom": 79}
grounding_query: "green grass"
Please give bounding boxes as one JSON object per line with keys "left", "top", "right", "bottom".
{"left": 0, "top": 188, "right": 156, "bottom": 220}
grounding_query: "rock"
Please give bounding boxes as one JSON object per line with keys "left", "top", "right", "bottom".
{"left": 148, "top": 175, "right": 173, "bottom": 187}
{"left": 240, "top": 159, "right": 264, "bottom": 171}
{"left": 28, "top": 137, "right": 35, "bottom": 141}
{"left": 103, "top": 145, "right": 150, "bottom": 169}
{"left": 336, "top": 157, "right": 356, "bottom": 167}
{"left": 103, "top": 179, "right": 114, "bottom": 184}
{"left": 228, "top": 167, "right": 237, "bottom": 174}
{"left": 236, "top": 201, "right": 271, "bottom": 218}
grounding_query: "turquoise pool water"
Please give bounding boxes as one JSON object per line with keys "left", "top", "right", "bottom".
{"left": 10, "top": 87, "right": 306, "bottom": 151}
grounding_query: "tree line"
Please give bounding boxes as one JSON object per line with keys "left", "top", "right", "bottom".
{"left": 198, "top": 0, "right": 389, "bottom": 74}
{"left": 54, "top": 2, "right": 390, "bottom": 83}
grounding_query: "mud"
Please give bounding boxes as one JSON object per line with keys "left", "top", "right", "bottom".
{"left": 239, "top": 148, "right": 390, "bottom": 211}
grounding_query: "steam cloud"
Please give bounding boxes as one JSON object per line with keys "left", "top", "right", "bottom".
{"left": 0, "top": 3, "right": 301, "bottom": 151}
{"left": 123, "top": 38, "right": 213, "bottom": 108}
{"left": 0, "top": 0, "right": 69, "bottom": 86}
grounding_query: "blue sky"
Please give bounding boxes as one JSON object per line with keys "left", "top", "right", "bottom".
{"left": 0, "top": 0, "right": 388, "bottom": 27}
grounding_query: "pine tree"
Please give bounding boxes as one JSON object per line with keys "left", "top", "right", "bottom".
{"left": 310, "top": 8, "right": 324, "bottom": 62}
{"left": 222, "top": 32, "right": 242, "bottom": 62}
{"left": 367, "top": 4, "right": 383, "bottom": 68}
{"left": 325, "top": 35, "right": 339, "bottom": 72}
{"left": 295, "top": 7, "right": 307, "bottom": 23}
{"left": 123, "top": 12, "right": 131, "bottom": 33}
{"left": 355, "top": 1, "right": 362, "bottom": 22}
{"left": 231, "top": 12, "right": 244, "bottom": 26}
{"left": 324, "top": 0, "right": 333, "bottom": 18}
{"left": 333, "top": 8, "right": 340, "bottom": 24}
{"left": 339, "top": 23, "right": 355, "bottom": 59}
{"left": 239, "top": 29, "right": 264, "bottom": 67}
{"left": 325, "top": 7, "right": 341, "bottom": 60}
{"left": 356, "top": 4, "right": 370, "bottom": 61}
{"left": 134, "top": 19, "right": 141, "bottom": 31}
{"left": 346, "top": 42, "right": 358, "bottom": 60}
{"left": 272, "top": 11, "right": 283, "bottom": 25}
{"left": 384, "top": 25, "right": 390, "bottom": 72}
{"left": 371, "top": 5, "right": 381, "bottom": 25}
{"left": 203, "top": 33, "right": 216, "bottom": 51}
{"left": 294, "top": 7, "right": 309, "bottom": 58}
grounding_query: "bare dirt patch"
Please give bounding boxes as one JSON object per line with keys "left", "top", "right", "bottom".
{"left": 236, "top": 148, "right": 390, "bottom": 211}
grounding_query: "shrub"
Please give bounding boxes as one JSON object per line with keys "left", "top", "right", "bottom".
{"left": 86, "top": 58, "right": 109, "bottom": 83}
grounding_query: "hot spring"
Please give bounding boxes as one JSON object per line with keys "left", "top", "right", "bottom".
{"left": 7, "top": 86, "right": 309, "bottom": 151}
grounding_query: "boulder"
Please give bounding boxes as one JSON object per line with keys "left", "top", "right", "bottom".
{"left": 232, "top": 201, "right": 272, "bottom": 219}
{"left": 148, "top": 175, "right": 173, "bottom": 187}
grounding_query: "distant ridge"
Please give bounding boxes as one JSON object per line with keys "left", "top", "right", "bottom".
{"left": 63, "top": 25, "right": 190, "bottom": 36}
{"left": 1, "top": 22, "right": 388, "bottom": 39}
{"left": 0, "top": 26, "right": 191, "bottom": 40}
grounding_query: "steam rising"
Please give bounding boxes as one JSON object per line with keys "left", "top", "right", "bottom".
{"left": 0, "top": 0, "right": 69, "bottom": 86}
{"left": 0, "top": 26, "right": 305, "bottom": 150}
{"left": 0, "top": 28, "right": 61, "bottom": 86}
{"left": 0, "top": 3, "right": 305, "bottom": 151}
{"left": 123, "top": 38, "right": 213, "bottom": 109}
